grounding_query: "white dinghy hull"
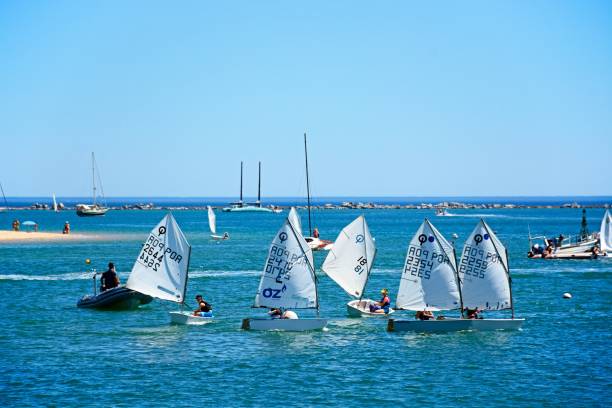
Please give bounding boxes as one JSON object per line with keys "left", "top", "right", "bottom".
{"left": 346, "top": 299, "right": 394, "bottom": 317}
{"left": 241, "top": 318, "right": 327, "bottom": 331}
{"left": 388, "top": 318, "right": 524, "bottom": 333}
{"left": 169, "top": 311, "right": 214, "bottom": 325}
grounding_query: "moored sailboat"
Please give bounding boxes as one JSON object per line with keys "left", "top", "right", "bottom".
{"left": 76, "top": 152, "right": 109, "bottom": 216}
{"left": 321, "top": 215, "right": 392, "bottom": 317}
{"left": 241, "top": 211, "right": 327, "bottom": 331}
{"left": 388, "top": 219, "right": 524, "bottom": 332}
{"left": 600, "top": 209, "right": 612, "bottom": 257}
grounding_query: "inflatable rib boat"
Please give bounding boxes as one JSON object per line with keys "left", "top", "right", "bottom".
{"left": 77, "top": 286, "right": 153, "bottom": 310}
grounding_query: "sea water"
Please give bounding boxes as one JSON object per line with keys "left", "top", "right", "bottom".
{"left": 0, "top": 208, "right": 610, "bottom": 406}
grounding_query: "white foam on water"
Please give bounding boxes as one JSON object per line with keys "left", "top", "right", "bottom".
{"left": 0, "top": 272, "right": 92, "bottom": 281}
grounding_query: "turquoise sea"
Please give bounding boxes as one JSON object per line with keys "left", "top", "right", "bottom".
{"left": 1, "top": 207, "right": 610, "bottom": 407}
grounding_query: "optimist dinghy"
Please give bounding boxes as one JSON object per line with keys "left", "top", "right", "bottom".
{"left": 208, "top": 206, "right": 229, "bottom": 240}
{"left": 388, "top": 219, "right": 524, "bottom": 333}
{"left": 321, "top": 215, "right": 393, "bottom": 317}
{"left": 242, "top": 212, "right": 327, "bottom": 331}
{"left": 125, "top": 213, "right": 210, "bottom": 325}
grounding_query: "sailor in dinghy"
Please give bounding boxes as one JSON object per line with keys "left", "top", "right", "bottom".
{"left": 241, "top": 208, "right": 327, "bottom": 331}
{"left": 321, "top": 215, "right": 394, "bottom": 317}
{"left": 124, "top": 213, "right": 210, "bottom": 325}
{"left": 388, "top": 219, "right": 524, "bottom": 333}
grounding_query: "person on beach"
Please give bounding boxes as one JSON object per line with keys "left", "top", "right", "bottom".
{"left": 193, "top": 294, "right": 213, "bottom": 317}
{"left": 63, "top": 221, "right": 70, "bottom": 234}
{"left": 415, "top": 310, "right": 435, "bottom": 320}
{"left": 100, "top": 262, "right": 120, "bottom": 291}
{"left": 369, "top": 289, "right": 391, "bottom": 314}
{"left": 12, "top": 219, "right": 20, "bottom": 231}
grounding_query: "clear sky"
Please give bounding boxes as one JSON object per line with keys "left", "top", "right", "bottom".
{"left": 1, "top": 1, "right": 611, "bottom": 197}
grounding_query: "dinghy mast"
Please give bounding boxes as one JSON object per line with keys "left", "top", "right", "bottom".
{"left": 239, "top": 161, "right": 244, "bottom": 207}
{"left": 304, "top": 133, "right": 312, "bottom": 237}
{"left": 360, "top": 216, "right": 376, "bottom": 301}
{"left": 287, "top": 215, "right": 320, "bottom": 316}
{"left": 481, "top": 220, "right": 515, "bottom": 319}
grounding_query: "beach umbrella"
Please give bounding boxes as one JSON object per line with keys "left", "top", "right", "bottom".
{"left": 22, "top": 221, "right": 36, "bottom": 226}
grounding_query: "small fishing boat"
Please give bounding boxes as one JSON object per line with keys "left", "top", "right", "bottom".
{"left": 435, "top": 208, "right": 451, "bottom": 217}
{"left": 76, "top": 153, "right": 109, "bottom": 217}
{"left": 600, "top": 209, "right": 611, "bottom": 257}
{"left": 223, "top": 161, "right": 273, "bottom": 212}
{"left": 124, "top": 213, "right": 210, "bottom": 325}
{"left": 528, "top": 209, "right": 598, "bottom": 259}
{"left": 322, "top": 215, "right": 393, "bottom": 317}
{"left": 242, "top": 212, "right": 327, "bottom": 331}
{"left": 208, "top": 206, "right": 229, "bottom": 240}
{"left": 388, "top": 219, "right": 524, "bottom": 333}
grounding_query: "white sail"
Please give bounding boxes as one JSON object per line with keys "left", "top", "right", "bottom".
{"left": 254, "top": 216, "right": 317, "bottom": 309}
{"left": 287, "top": 207, "right": 302, "bottom": 234}
{"left": 321, "top": 216, "right": 375, "bottom": 298}
{"left": 126, "top": 213, "right": 191, "bottom": 303}
{"left": 207, "top": 206, "right": 217, "bottom": 235}
{"left": 600, "top": 210, "right": 612, "bottom": 253}
{"left": 52, "top": 193, "right": 58, "bottom": 212}
{"left": 459, "top": 220, "right": 511, "bottom": 310}
{"left": 396, "top": 219, "right": 461, "bottom": 311}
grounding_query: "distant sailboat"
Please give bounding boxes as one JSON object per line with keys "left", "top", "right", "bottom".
{"left": 52, "top": 193, "right": 59, "bottom": 212}
{"left": 76, "top": 152, "right": 109, "bottom": 216}
{"left": 321, "top": 215, "right": 391, "bottom": 317}
{"left": 388, "top": 219, "right": 524, "bottom": 332}
{"left": 0, "top": 182, "right": 7, "bottom": 212}
{"left": 125, "top": 213, "right": 207, "bottom": 324}
{"left": 241, "top": 211, "right": 327, "bottom": 331}
{"left": 208, "top": 206, "right": 229, "bottom": 240}
{"left": 223, "top": 161, "right": 273, "bottom": 212}
{"left": 600, "top": 209, "right": 612, "bottom": 257}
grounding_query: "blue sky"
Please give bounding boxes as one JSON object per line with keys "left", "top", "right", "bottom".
{"left": 1, "top": 1, "right": 611, "bottom": 197}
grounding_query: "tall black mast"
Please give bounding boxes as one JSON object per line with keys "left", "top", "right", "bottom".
{"left": 304, "top": 133, "right": 312, "bottom": 236}
{"left": 257, "top": 161, "right": 261, "bottom": 206}
{"left": 239, "top": 161, "right": 243, "bottom": 206}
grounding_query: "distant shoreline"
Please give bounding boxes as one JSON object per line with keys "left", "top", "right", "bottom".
{"left": 2, "top": 201, "right": 610, "bottom": 211}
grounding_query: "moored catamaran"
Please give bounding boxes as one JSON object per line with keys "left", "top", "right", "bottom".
{"left": 388, "top": 219, "right": 524, "bottom": 333}
{"left": 321, "top": 215, "right": 394, "bottom": 317}
{"left": 241, "top": 208, "right": 327, "bottom": 331}
{"left": 223, "top": 161, "right": 274, "bottom": 213}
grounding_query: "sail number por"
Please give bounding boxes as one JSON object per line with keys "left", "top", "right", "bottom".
{"left": 403, "top": 245, "right": 451, "bottom": 280}
{"left": 137, "top": 234, "right": 184, "bottom": 272}
{"left": 458, "top": 244, "right": 500, "bottom": 279}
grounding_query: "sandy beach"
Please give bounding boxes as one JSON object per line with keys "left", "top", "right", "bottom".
{"left": 0, "top": 230, "right": 98, "bottom": 242}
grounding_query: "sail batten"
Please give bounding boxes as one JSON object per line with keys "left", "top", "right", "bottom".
{"left": 321, "top": 216, "right": 375, "bottom": 298}
{"left": 396, "top": 219, "right": 461, "bottom": 311}
{"left": 126, "top": 213, "right": 191, "bottom": 303}
{"left": 254, "top": 214, "right": 317, "bottom": 309}
{"left": 459, "top": 219, "right": 511, "bottom": 310}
